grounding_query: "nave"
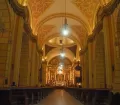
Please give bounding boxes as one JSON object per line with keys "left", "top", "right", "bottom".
{"left": 35, "top": 89, "right": 82, "bottom": 105}
{"left": 1, "top": 0, "right": 120, "bottom": 104}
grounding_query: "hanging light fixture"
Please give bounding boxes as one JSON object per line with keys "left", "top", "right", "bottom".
{"left": 60, "top": 51, "right": 65, "bottom": 58}
{"left": 58, "top": 38, "right": 64, "bottom": 74}
{"left": 60, "top": 41, "right": 65, "bottom": 58}
{"left": 58, "top": 64, "right": 63, "bottom": 70}
{"left": 61, "top": 0, "right": 70, "bottom": 36}
{"left": 57, "top": 63, "right": 63, "bottom": 74}
{"left": 59, "top": 62, "right": 64, "bottom": 67}
{"left": 58, "top": 70, "right": 63, "bottom": 74}
{"left": 61, "top": 18, "right": 70, "bottom": 36}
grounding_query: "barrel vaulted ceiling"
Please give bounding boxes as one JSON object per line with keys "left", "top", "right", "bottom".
{"left": 19, "top": 0, "right": 112, "bottom": 62}
{"left": 26, "top": 0, "right": 111, "bottom": 45}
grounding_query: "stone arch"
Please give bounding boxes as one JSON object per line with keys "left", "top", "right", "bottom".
{"left": 46, "top": 47, "right": 75, "bottom": 63}
{"left": 48, "top": 56, "right": 72, "bottom": 65}
{"left": 34, "top": 13, "right": 90, "bottom": 34}
{"left": 95, "top": 32, "right": 106, "bottom": 88}
{"left": 43, "top": 33, "right": 81, "bottom": 48}
{"left": 19, "top": 33, "right": 30, "bottom": 86}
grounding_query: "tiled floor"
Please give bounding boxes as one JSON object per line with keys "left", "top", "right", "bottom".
{"left": 35, "top": 89, "right": 83, "bottom": 105}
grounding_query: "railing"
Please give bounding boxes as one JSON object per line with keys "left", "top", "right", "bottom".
{"left": 0, "top": 87, "right": 54, "bottom": 105}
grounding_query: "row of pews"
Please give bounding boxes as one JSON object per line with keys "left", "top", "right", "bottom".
{"left": 65, "top": 88, "right": 120, "bottom": 105}
{"left": 0, "top": 87, "right": 120, "bottom": 105}
{"left": 0, "top": 87, "right": 54, "bottom": 105}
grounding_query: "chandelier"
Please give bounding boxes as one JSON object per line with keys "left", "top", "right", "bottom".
{"left": 58, "top": 39, "right": 65, "bottom": 74}
{"left": 57, "top": 63, "right": 63, "bottom": 74}
{"left": 60, "top": 47, "right": 65, "bottom": 58}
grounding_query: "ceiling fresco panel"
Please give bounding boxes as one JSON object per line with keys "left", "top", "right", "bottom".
{"left": 72, "top": 0, "right": 100, "bottom": 28}
{"left": 71, "top": 25, "right": 87, "bottom": 47}
{"left": 38, "top": 25, "right": 55, "bottom": 47}
{"left": 28, "top": 0, "right": 54, "bottom": 27}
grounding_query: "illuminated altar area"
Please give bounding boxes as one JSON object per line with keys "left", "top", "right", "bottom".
{"left": 45, "top": 56, "right": 81, "bottom": 87}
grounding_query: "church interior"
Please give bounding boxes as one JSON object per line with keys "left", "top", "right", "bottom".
{"left": 0, "top": 0, "right": 120, "bottom": 105}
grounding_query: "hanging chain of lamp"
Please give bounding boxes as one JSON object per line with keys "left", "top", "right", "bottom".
{"left": 58, "top": 0, "right": 70, "bottom": 74}
{"left": 58, "top": 39, "right": 64, "bottom": 74}
{"left": 61, "top": 0, "right": 70, "bottom": 36}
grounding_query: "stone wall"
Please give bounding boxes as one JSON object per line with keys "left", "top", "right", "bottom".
{"left": 0, "top": 0, "right": 11, "bottom": 87}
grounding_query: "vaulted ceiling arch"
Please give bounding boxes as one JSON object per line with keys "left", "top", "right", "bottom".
{"left": 36, "top": 19, "right": 87, "bottom": 48}
{"left": 34, "top": 13, "right": 90, "bottom": 35}
{"left": 48, "top": 56, "right": 72, "bottom": 65}
{"left": 41, "top": 32, "right": 81, "bottom": 48}
{"left": 18, "top": 0, "right": 112, "bottom": 33}
{"left": 46, "top": 47, "right": 75, "bottom": 63}
{"left": 17, "top": 0, "right": 113, "bottom": 63}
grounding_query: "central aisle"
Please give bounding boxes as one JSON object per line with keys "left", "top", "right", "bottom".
{"left": 37, "top": 89, "right": 83, "bottom": 105}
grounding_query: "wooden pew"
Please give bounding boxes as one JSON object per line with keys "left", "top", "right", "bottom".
{"left": 65, "top": 88, "right": 112, "bottom": 105}
{"left": 0, "top": 87, "right": 54, "bottom": 105}
{"left": 0, "top": 87, "right": 120, "bottom": 105}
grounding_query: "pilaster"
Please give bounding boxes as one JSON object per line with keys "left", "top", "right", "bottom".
{"left": 103, "top": 16, "right": 112, "bottom": 88}
{"left": 13, "top": 17, "right": 24, "bottom": 86}
{"left": 88, "top": 42, "right": 93, "bottom": 88}
{"left": 30, "top": 42, "right": 36, "bottom": 86}
{"left": 42, "top": 61, "right": 47, "bottom": 85}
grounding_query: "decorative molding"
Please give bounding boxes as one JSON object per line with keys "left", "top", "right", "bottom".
{"left": 88, "top": 20, "right": 103, "bottom": 42}
{"left": 80, "top": 20, "right": 103, "bottom": 55}
{"left": 8, "top": 0, "right": 29, "bottom": 21}
{"left": 97, "top": 0, "right": 120, "bottom": 22}
{"left": 80, "top": 45, "right": 88, "bottom": 55}
{"left": 80, "top": 0, "right": 120, "bottom": 56}
{"left": 8, "top": 0, "right": 42, "bottom": 55}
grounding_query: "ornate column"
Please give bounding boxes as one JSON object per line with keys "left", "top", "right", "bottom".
{"left": 13, "top": 17, "right": 24, "bottom": 86}
{"left": 34, "top": 52, "right": 39, "bottom": 86}
{"left": 88, "top": 42, "right": 93, "bottom": 88}
{"left": 81, "top": 55, "right": 85, "bottom": 87}
{"left": 30, "top": 42, "right": 36, "bottom": 86}
{"left": 42, "top": 60, "right": 47, "bottom": 85}
{"left": 103, "top": 16, "right": 112, "bottom": 88}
